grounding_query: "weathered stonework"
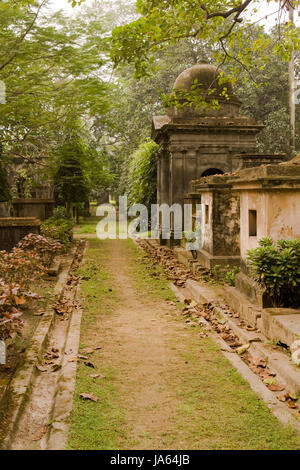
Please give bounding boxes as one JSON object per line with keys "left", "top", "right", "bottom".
{"left": 185, "top": 175, "right": 241, "bottom": 268}
{"left": 12, "top": 198, "right": 54, "bottom": 221}
{"left": 153, "top": 63, "right": 285, "bottom": 245}
{"left": 0, "top": 217, "right": 41, "bottom": 251}
{"left": 186, "top": 154, "right": 300, "bottom": 305}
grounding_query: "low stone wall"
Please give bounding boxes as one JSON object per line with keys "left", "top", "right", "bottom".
{"left": 12, "top": 199, "right": 55, "bottom": 221}
{"left": 0, "top": 217, "right": 41, "bottom": 251}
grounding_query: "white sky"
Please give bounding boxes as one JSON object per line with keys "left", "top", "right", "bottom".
{"left": 48, "top": 0, "right": 300, "bottom": 26}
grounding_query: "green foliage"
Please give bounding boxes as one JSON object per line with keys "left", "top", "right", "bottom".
{"left": 41, "top": 218, "right": 73, "bottom": 248}
{"left": 0, "top": 1, "right": 110, "bottom": 166}
{"left": 110, "top": 1, "right": 300, "bottom": 81}
{"left": 212, "top": 265, "right": 222, "bottom": 281}
{"left": 225, "top": 265, "right": 241, "bottom": 286}
{"left": 52, "top": 206, "right": 70, "bottom": 221}
{"left": 247, "top": 238, "right": 300, "bottom": 308}
{"left": 54, "top": 135, "right": 91, "bottom": 206}
{"left": 126, "top": 140, "right": 158, "bottom": 210}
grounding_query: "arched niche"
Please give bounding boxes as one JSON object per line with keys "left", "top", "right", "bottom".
{"left": 201, "top": 168, "right": 224, "bottom": 177}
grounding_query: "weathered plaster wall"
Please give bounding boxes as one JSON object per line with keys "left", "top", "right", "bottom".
{"left": 267, "top": 191, "right": 300, "bottom": 240}
{"left": 240, "top": 190, "right": 300, "bottom": 259}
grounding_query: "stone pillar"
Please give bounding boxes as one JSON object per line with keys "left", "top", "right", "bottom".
{"left": 159, "top": 151, "right": 170, "bottom": 244}
{"left": 169, "top": 151, "right": 184, "bottom": 245}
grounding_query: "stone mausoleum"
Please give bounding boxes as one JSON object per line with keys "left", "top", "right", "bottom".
{"left": 152, "top": 62, "right": 285, "bottom": 243}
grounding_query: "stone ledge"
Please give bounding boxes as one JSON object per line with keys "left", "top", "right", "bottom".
{"left": 215, "top": 306, "right": 300, "bottom": 396}
{"left": 192, "top": 248, "right": 241, "bottom": 270}
{"left": 12, "top": 199, "right": 55, "bottom": 205}
{"left": 0, "top": 246, "right": 78, "bottom": 450}
{"left": 170, "top": 281, "right": 300, "bottom": 430}
{"left": 261, "top": 309, "right": 300, "bottom": 348}
{"left": 0, "top": 217, "right": 41, "bottom": 227}
{"left": 222, "top": 285, "right": 262, "bottom": 327}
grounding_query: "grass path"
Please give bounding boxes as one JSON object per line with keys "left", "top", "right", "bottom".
{"left": 68, "top": 238, "right": 300, "bottom": 450}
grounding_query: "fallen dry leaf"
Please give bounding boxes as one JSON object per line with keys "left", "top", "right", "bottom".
{"left": 288, "top": 400, "right": 298, "bottom": 409}
{"left": 78, "top": 355, "right": 89, "bottom": 360}
{"left": 84, "top": 361, "right": 95, "bottom": 368}
{"left": 251, "top": 358, "right": 266, "bottom": 369}
{"left": 268, "top": 384, "right": 286, "bottom": 392}
{"left": 80, "top": 393, "right": 99, "bottom": 403}
{"left": 67, "top": 357, "right": 78, "bottom": 363}
{"left": 236, "top": 344, "right": 250, "bottom": 355}
{"left": 288, "top": 393, "right": 299, "bottom": 401}
{"left": 248, "top": 337, "right": 262, "bottom": 343}
{"left": 263, "top": 377, "right": 277, "bottom": 386}
{"left": 278, "top": 393, "right": 287, "bottom": 402}
{"left": 82, "top": 348, "right": 95, "bottom": 355}
{"left": 36, "top": 364, "right": 48, "bottom": 373}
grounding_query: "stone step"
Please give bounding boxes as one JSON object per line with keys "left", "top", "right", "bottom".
{"left": 222, "top": 285, "right": 262, "bottom": 327}
{"left": 259, "top": 309, "right": 300, "bottom": 348}
{"left": 173, "top": 247, "right": 198, "bottom": 271}
{"left": 186, "top": 279, "right": 222, "bottom": 304}
{"left": 216, "top": 307, "right": 300, "bottom": 396}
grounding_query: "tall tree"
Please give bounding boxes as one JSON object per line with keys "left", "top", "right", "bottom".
{"left": 110, "top": 1, "right": 300, "bottom": 75}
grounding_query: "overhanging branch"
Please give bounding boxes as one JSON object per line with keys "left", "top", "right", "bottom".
{"left": 200, "top": 0, "right": 253, "bottom": 20}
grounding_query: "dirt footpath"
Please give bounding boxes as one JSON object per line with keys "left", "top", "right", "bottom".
{"left": 67, "top": 239, "right": 300, "bottom": 450}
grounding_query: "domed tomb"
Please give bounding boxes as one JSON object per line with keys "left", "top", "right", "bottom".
{"left": 166, "top": 62, "right": 241, "bottom": 119}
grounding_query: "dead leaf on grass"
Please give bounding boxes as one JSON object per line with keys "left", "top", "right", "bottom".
{"left": 84, "top": 361, "right": 95, "bottom": 368}
{"left": 78, "top": 355, "right": 89, "bottom": 360}
{"left": 80, "top": 393, "right": 99, "bottom": 402}
{"left": 82, "top": 348, "right": 95, "bottom": 355}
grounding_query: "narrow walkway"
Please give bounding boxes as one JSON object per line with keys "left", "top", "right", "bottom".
{"left": 68, "top": 238, "right": 300, "bottom": 450}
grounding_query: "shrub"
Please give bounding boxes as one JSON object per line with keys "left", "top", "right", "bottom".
{"left": 0, "top": 248, "right": 45, "bottom": 287}
{"left": 41, "top": 218, "right": 73, "bottom": 247}
{"left": 18, "top": 233, "right": 63, "bottom": 267}
{"left": 212, "top": 265, "right": 222, "bottom": 281}
{"left": 0, "top": 280, "right": 38, "bottom": 340}
{"left": 247, "top": 238, "right": 300, "bottom": 308}
{"left": 52, "top": 206, "right": 70, "bottom": 221}
{"left": 127, "top": 140, "right": 158, "bottom": 211}
{"left": 225, "top": 266, "right": 241, "bottom": 286}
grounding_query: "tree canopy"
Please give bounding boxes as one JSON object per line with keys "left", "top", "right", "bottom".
{"left": 110, "top": 1, "right": 300, "bottom": 78}
{"left": 0, "top": 0, "right": 299, "bottom": 208}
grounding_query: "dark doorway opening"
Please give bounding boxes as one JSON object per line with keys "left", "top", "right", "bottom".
{"left": 201, "top": 168, "right": 224, "bottom": 177}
